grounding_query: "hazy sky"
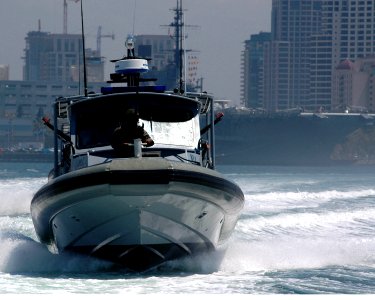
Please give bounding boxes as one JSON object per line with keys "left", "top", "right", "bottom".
{"left": 0, "top": 0, "right": 271, "bottom": 105}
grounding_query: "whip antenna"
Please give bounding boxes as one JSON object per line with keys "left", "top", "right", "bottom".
{"left": 80, "top": 0, "right": 88, "bottom": 97}
{"left": 132, "top": 0, "right": 137, "bottom": 36}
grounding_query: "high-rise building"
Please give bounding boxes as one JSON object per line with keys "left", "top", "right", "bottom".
{"left": 263, "top": 40, "right": 291, "bottom": 111}
{"left": 0, "top": 30, "right": 106, "bottom": 149}
{"left": 311, "top": 0, "right": 375, "bottom": 111}
{"left": 241, "top": 32, "right": 271, "bottom": 108}
{"left": 245, "top": 0, "right": 375, "bottom": 113}
{"left": 308, "top": 33, "right": 333, "bottom": 111}
{"left": 265, "top": 0, "right": 323, "bottom": 111}
{"left": 23, "top": 31, "right": 104, "bottom": 83}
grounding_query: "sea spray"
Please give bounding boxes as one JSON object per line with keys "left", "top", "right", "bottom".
{"left": 1, "top": 164, "right": 375, "bottom": 293}
{"left": 220, "top": 236, "right": 375, "bottom": 272}
{"left": 0, "top": 230, "right": 114, "bottom": 274}
{"left": 0, "top": 178, "right": 46, "bottom": 216}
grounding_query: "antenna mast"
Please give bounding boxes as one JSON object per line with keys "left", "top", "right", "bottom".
{"left": 80, "top": 0, "right": 88, "bottom": 97}
{"left": 177, "top": 0, "right": 184, "bottom": 92}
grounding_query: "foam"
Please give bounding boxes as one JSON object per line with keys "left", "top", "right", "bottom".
{"left": 0, "top": 178, "right": 46, "bottom": 216}
{"left": 243, "top": 189, "right": 375, "bottom": 212}
{"left": 0, "top": 230, "right": 113, "bottom": 274}
{"left": 219, "top": 235, "right": 375, "bottom": 273}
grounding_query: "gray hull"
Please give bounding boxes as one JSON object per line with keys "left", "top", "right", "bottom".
{"left": 215, "top": 111, "right": 375, "bottom": 165}
{"left": 31, "top": 158, "right": 244, "bottom": 271}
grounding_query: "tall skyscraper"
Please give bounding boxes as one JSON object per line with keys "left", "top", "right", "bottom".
{"left": 241, "top": 32, "right": 271, "bottom": 108}
{"left": 264, "top": 0, "right": 324, "bottom": 111}
{"left": 246, "top": 0, "right": 375, "bottom": 113}
{"left": 311, "top": 0, "right": 375, "bottom": 112}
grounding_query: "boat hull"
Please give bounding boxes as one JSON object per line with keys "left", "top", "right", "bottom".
{"left": 31, "top": 158, "right": 244, "bottom": 271}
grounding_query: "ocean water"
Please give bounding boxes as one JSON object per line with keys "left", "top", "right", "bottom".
{"left": 1, "top": 162, "right": 375, "bottom": 294}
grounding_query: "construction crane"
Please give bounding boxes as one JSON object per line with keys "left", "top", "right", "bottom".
{"left": 63, "top": 0, "right": 80, "bottom": 34}
{"left": 97, "top": 26, "right": 115, "bottom": 56}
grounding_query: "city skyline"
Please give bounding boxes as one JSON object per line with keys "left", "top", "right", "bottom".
{"left": 242, "top": 0, "right": 375, "bottom": 113}
{"left": 0, "top": 0, "right": 272, "bottom": 105}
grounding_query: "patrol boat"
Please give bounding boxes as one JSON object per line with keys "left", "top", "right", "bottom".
{"left": 30, "top": 36, "right": 244, "bottom": 272}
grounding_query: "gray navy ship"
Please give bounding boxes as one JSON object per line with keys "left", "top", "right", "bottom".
{"left": 214, "top": 108, "right": 375, "bottom": 166}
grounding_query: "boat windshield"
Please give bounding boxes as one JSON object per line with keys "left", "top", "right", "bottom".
{"left": 141, "top": 116, "right": 200, "bottom": 148}
{"left": 74, "top": 115, "right": 200, "bottom": 150}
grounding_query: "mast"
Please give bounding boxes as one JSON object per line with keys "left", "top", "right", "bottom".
{"left": 161, "top": 0, "right": 185, "bottom": 93}
{"left": 80, "top": 0, "right": 88, "bottom": 97}
{"left": 168, "top": 0, "right": 184, "bottom": 93}
{"left": 162, "top": 0, "right": 199, "bottom": 93}
{"left": 177, "top": 0, "right": 184, "bottom": 93}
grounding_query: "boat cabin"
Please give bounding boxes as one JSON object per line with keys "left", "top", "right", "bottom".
{"left": 51, "top": 89, "right": 215, "bottom": 176}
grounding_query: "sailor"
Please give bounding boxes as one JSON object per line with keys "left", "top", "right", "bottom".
{"left": 111, "top": 108, "right": 154, "bottom": 156}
